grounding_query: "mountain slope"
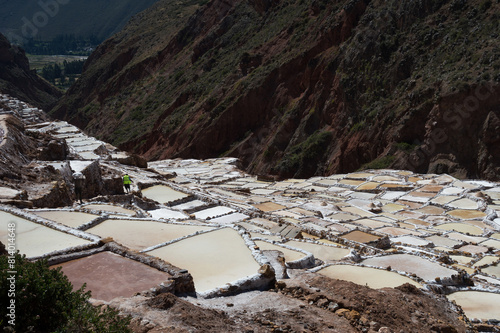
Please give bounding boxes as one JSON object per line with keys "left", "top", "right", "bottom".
{"left": 0, "top": 0, "right": 160, "bottom": 43}
{"left": 0, "top": 33, "right": 61, "bottom": 109}
{"left": 50, "top": 0, "right": 500, "bottom": 180}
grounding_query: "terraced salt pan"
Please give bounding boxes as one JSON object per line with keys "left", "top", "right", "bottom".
{"left": 448, "top": 291, "right": 500, "bottom": 321}
{"left": 254, "top": 241, "right": 307, "bottom": 262}
{"left": 83, "top": 204, "right": 136, "bottom": 216}
{"left": 352, "top": 218, "right": 392, "bottom": 229}
{"left": 446, "top": 232, "right": 488, "bottom": 244}
{"left": 458, "top": 245, "right": 488, "bottom": 254}
{"left": 193, "top": 206, "right": 236, "bottom": 219}
{"left": 210, "top": 213, "right": 249, "bottom": 224}
{"left": 87, "top": 219, "right": 213, "bottom": 250}
{"left": 482, "top": 265, "right": 500, "bottom": 278}
{"left": 284, "top": 240, "right": 350, "bottom": 261}
{"left": 341, "top": 230, "right": 380, "bottom": 243}
{"left": 252, "top": 202, "right": 286, "bottom": 212}
{"left": 31, "top": 210, "right": 99, "bottom": 228}
{"left": 473, "top": 256, "right": 498, "bottom": 267}
{"left": 141, "top": 185, "right": 190, "bottom": 204}
{"left": 431, "top": 195, "right": 459, "bottom": 205}
{"left": 447, "top": 209, "right": 486, "bottom": 220}
{"left": 318, "top": 265, "right": 421, "bottom": 289}
{"left": 0, "top": 211, "right": 92, "bottom": 257}
{"left": 362, "top": 254, "right": 456, "bottom": 281}
{"left": 377, "top": 227, "right": 421, "bottom": 237}
{"left": 53, "top": 251, "right": 171, "bottom": 301}
{"left": 434, "top": 223, "right": 484, "bottom": 236}
{"left": 447, "top": 198, "right": 479, "bottom": 210}
{"left": 480, "top": 239, "right": 500, "bottom": 250}
{"left": 450, "top": 255, "right": 474, "bottom": 265}
{"left": 390, "top": 236, "right": 432, "bottom": 247}
{"left": 147, "top": 228, "right": 261, "bottom": 292}
{"left": 149, "top": 208, "right": 188, "bottom": 220}
{"left": 171, "top": 200, "right": 207, "bottom": 211}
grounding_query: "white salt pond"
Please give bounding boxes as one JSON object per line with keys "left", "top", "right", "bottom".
{"left": 254, "top": 241, "right": 307, "bottom": 262}
{"left": 31, "top": 210, "right": 99, "bottom": 228}
{"left": 83, "top": 204, "right": 136, "bottom": 216}
{"left": 147, "top": 228, "right": 261, "bottom": 292}
{"left": 210, "top": 212, "right": 249, "bottom": 224}
{"left": 141, "top": 185, "right": 190, "bottom": 204}
{"left": 362, "top": 254, "right": 456, "bottom": 281}
{"left": 193, "top": 206, "right": 236, "bottom": 219}
{"left": 448, "top": 291, "right": 500, "bottom": 321}
{"left": 87, "top": 219, "right": 213, "bottom": 250}
{"left": 318, "top": 265, "right": 421, "bottom": 289}
{"left": 149, "top": 208, "right": 188, "bottom": 220}
{"left": 284, "top": 240, "right": 350, "bottom": 262}
{"left": 0, "top": 211, "right": 92, "bottom": 257}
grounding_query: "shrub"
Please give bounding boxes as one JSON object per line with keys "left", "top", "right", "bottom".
{"left": 0, "top": 253, "right": 131, "bottom": 332}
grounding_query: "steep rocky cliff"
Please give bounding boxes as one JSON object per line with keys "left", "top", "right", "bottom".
{"left": 0, "top": 33, "right": 61, "bottom": 109}
{"left": 50, "top": 0, "right": 500, "bottom": 180}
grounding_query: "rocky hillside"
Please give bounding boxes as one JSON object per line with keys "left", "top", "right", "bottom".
{"left": 50, "top": 0, "right": 500, "bottom": 180}
{"left": 0, "top": 33, "right": 61, "bottom": 109}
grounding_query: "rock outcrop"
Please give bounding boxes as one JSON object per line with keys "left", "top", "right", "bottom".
{"left": 0, "top": 33, "right": 61, "bottom": 110}
{"left": 50, "top": 0, "right": 500, "bottom": 180}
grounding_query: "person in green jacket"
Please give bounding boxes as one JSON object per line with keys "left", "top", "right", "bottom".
{"left": 123, "top": 174, "right": 132, "bottom": 193}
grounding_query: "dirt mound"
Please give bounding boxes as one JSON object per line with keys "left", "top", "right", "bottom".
{"left": 119, "top": 272, "right": 471, "bottom": 333}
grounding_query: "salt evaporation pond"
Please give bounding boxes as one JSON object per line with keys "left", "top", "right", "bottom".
{"left": 254, "top": 241, "right": 307, "bottom": 262}
{"left": 341, "top": 230, "right": 381, "bottom": 243}
{"left": 32, "top": 210, "right": 99, "bottom": 228}
{"left": 448, "top": 291, "right": 500, "bottom": 321}
{"left": 362, "top": 254, "right": 456, "bottom": 281}
{"left": 284, "top": 240, "right": 350, "bottom": 262}
{"left": 87, "top": 219, "right": 213, "bottom": 250}
{"left": 52, "top": 251, "right": 171, "bottom": 301}
{"left": 482, "top": 265, "right": 500, "bottom": 278}
{"left": 0, "top": 211, "right": 91, "bottom": 257}
{"left": 141, "top": 185, "right": 189, "bottom": 204}
{"left": 318, "top": 265, "right": 421, "bottom": 289}
{"left": 83, "top": 204, "right": 136, "bottom": 216}
{"left": 434, "top": 223, "right": 483, "bottom": 236}
{"left": 147, "top": 228, "right": 261, "bottom": 292}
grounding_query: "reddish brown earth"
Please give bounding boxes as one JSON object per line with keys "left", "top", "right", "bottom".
{"left": 114, "top": 272, "right": 472, "bottom": 332}
{"left": 50, "top": 0, "right": 500, "bottom": 181}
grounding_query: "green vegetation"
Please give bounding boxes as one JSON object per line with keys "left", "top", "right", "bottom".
{"left": 276, "top": 130, "right": 332, "bottom": 177}
{"left": 359, "top": 155, "right": 396, "bottom": 170}
{"left": 23, "top": 35, "right": 98, "bottom": 55}
{"left": 0, "top": 253, "right": 131, "bottom": 332}
{"left": 39, "top": 59, "right": 85, "bottom": 90}
{"left": 394, "top": 142, "right": 418, "bottom": 153}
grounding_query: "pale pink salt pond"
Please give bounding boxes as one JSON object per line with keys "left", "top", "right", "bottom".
{"left": 52, "top": 251, "right": 171, "bottom": 301}
{"left": 318, "top": 265, "right": 421, "bottom": 289}
{"left": 147, "top": 228, "right": 261, "bottom": 292}
{"left": 87, "top": 219, "right": 213, "bottom": 250}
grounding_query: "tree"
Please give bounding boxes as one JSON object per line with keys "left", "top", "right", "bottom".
{"left": 0, "top": 253, "right": 131, "bottom": 332}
